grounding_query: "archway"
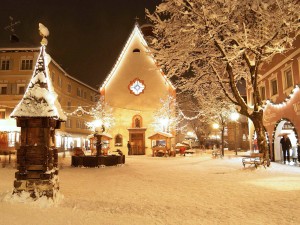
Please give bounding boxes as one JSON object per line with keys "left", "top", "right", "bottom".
{"left": 273, "top": 118, "right": 298, "bottom": 163}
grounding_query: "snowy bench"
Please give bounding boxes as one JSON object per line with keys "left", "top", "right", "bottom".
{"left": 242, "top": 153, "right": 267, "bottom": 168}
{"left": 185, "top": 149, "right": 195, "bottom": 155}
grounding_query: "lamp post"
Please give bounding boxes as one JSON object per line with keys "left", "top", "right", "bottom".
{"left": 230, "top": 112, "right": 240, "bottom": 155}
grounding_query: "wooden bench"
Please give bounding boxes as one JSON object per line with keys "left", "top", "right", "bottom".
{"left": 242, "top": 153, "right": 268, "bottom": 168}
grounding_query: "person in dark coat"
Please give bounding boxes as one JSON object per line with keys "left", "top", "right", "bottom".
{"left": 127, "top": 141, "right": 131, "bottom": 155}
{"left": 280, "top": 134, "right": 292, "bottom": 163}
{"left": 297, "top": 142, "right": 300, "bottom": 163}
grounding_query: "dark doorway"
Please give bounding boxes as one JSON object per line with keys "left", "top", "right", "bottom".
{"left": 128, "top": 128, "right": 146, "bottom": 155}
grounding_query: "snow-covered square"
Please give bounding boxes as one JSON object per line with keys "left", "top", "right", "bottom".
{"left": 1, "top": 151, "right": 299, "bottom": 225}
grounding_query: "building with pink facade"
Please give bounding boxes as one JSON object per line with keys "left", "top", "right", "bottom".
{"left": 247, "top": 36, "right": 300, "bottom": 163}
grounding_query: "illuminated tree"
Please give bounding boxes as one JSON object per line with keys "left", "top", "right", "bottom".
{"left": 147, "top": 0, "right": 299, "bottom": 161}
{"left": 152, "top": 95, "right": 183, "bottom": 133}
{"left": 180, "top": 89, "right": 236, "bottom": 154}
{"left": 86, "top": 96, "right": 115, "bottom": 133}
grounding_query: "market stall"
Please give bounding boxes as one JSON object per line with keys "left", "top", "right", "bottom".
{"left": 148, "top": 132, "right": 174, "bottom": 157}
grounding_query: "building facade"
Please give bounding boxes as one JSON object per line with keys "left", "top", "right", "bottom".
{"left": 100, "top": 24, "right": 176, "bottom": 155}
{"left": 0, "top": 40, "right": 98, "bottom": 152}
{"left": 247, "top": 36, "right": 300, "bottom": 162}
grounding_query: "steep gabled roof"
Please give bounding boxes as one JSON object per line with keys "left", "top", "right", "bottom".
{"left": 100, "top": 23, "right": 175, "bottom": 93}
{"left": 10, "top": 44, "right": 66, "bottom": 121}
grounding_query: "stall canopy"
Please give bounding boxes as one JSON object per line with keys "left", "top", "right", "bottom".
{"left": 148, "top": 132, "right": 174, "bottom": 157}
{"left": 148, "top": 132, "right": 173, "bottom": 140}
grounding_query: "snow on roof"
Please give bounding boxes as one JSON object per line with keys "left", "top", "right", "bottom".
{"left": 148, "top": 131, "right": 173, "bottom": 139}
{"left": 100, "top": 23, "right": 175, "bottom": 92}
{"left": 10, "top": 45, "right": 66, "bottom": 121}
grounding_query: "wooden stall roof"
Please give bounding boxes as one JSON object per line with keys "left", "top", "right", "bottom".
{"left": 148, "top": 132, "right": 173, "bottom": 140}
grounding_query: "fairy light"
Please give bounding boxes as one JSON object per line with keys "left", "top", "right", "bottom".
{"left": 179, "top": 109, "right": 202, "bottom": 120}
{"left": 271, "top": 118, "right": 298, "bottom": 147}
{"left": 63, "top": 106, "right": 94, "bottom": 117}
{"left": 263, "top": 84, "right": 300, "bottom": 110}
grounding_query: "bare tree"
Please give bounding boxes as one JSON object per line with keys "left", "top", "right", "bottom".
{"left": 180, "top": 88, "right": 236, "bottom": 155}
{"left": 147, "top": 0, "right": 299, "bottom": 161}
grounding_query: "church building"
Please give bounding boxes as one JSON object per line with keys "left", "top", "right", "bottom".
{"left": 99, "top": 24, "right": 176, "bottom": 155}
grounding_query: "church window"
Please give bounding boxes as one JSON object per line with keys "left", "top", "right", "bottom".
{"left": 115, "top": 134, "right": 123, "bottom": 146}
{"left": 128, "top": 78, "right": 145, "bottom": 96}
{"left": 135, "top": 118, "right": 140, "bottom": 128}
{"left": 132, "top": 115, "right": 142, "bottom": 128}
{"left": 133, "top": 48, "right": 140, "bottom": 53}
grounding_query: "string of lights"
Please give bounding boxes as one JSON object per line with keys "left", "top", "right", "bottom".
{"left": 179, "top": 109, "right": 202, "bottom": 120}
{"left": 63, "top": 106, "right": 94, "bottom": 117}
{"left": 263, "top": 84, "right": 300, "bottom": 109}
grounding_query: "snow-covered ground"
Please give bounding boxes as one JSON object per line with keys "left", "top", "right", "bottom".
{"left": 1, "top": 150, "right": 300, "bottom": 225}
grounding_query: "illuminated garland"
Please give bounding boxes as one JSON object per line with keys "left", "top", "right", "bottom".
{"left": 179, "top": 109, "right": 202, "bottom": 120}
{"left": 63, "top": 106, "right": 94, "bottom": 117}
{"left": 271, "top": 118, "right": 298, "bottom": 146}
{"left": 263, "top": 84, "right": 300, "bottom": 109}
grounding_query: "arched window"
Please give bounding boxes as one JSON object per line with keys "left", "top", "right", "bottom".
{"left": 133, "top": 48, "right": 140, "bottom": 53}
{"left": 135, "top": 118, "right": 141, "bottom": 128}
{"left": 115, "top": 134, "right": 123, "bottom": 146}
{"left": 132, "top": 115, "right": 143, "bottom": 128}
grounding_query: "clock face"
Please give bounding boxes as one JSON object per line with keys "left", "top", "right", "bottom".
{"left": 128, "top": 78, "right": 146, "bottom": 96}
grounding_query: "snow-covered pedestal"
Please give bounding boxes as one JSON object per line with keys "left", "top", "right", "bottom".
{"left": 10, "top": 24, "right": 66, "bottom": 199}
{"left": 13, "top": 117, "right": 61, "bottom": 198}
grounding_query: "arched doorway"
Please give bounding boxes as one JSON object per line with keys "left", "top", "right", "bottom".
{"left": 273, "top": 118, "right": 298, "bottom": 162}
{"left": 128, "top": 115, "right": 146, "bottom": 155}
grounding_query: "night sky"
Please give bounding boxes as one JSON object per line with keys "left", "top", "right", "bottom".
{"left": 0, "top": 0, "right": 162, "bottom": 89}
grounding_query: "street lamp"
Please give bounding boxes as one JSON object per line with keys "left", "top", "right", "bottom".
{"left": 230, "top": 112, "right": 240, "bottom": 155}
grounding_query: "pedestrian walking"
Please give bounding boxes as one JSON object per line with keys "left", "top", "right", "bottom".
{"left": 127, "top": 141, "right": 131, "bottom": 155}
{"left": 297, "top": 142, "right": 300, "bottom": 163}
{"left": 280, "top": 134, "right": 292, "bottom": 164}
